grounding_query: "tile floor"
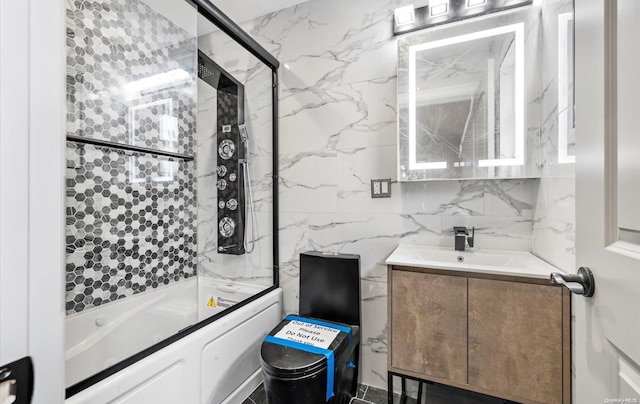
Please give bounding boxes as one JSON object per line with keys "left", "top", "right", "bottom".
{"left": 242, "top": 382, "right": 516, "bottom": 404}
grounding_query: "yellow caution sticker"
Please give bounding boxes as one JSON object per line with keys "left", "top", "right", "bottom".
{"left": 207, "top": 296, "right": 217, "bottom": 308}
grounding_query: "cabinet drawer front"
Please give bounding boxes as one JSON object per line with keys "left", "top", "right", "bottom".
{"left": 390, "top": 270, "right": 467, "bottom": 384}
{"left": 468, "top": 278, "right": 563, "bottom": 403}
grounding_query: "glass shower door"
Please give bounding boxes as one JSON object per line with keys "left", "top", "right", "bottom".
{"left": 65, "top": 0, "right": 199, "bottom": 388}
{"left": 64, "top": 0, "right": 279, "bottom": 394}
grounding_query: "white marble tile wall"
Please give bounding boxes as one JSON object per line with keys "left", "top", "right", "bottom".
{"left": 231, "top": 0, "right": 553, "bottom": 389}
{"left": 196, "top": 30, "right": 275, "bottom": 288}
{"left": 532, "top": 0, "right": 576, "bottom": 273}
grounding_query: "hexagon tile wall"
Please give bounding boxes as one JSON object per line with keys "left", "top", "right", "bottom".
{"left": 65, "top": 0, "right": 198, "bottom": 314}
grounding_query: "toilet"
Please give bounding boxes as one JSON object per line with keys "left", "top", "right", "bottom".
{"left": 260, "top": 251, "right": 361, "bottom": 404}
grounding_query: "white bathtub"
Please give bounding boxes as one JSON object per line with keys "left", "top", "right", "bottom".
{"left": 65, "top": 279, "right": 281, "bottom": 403}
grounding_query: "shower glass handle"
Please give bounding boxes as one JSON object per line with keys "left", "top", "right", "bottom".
{"left": 0, "top": 356, "right": 33, "bottom": 404}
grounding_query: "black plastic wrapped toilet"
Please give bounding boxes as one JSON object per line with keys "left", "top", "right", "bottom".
{"left": 260, "top": 315, "right": 359, "bottom": 404}
{"left": 260, "top": 252, "right": 361, "bottom": 404}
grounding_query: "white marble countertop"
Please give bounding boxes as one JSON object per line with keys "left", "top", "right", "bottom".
{"left": 386, "top": 244, "right": 563, "bottom": 280}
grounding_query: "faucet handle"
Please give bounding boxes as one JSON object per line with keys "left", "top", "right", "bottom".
{"left": 453, "top": 226, "right": 468, "bottom": 235}
{"left": 453, "top": 226, "right": 474, "bottom": 251}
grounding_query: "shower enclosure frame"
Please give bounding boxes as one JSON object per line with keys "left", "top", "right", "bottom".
{"left": 65, "top": 0, "right": 280, "bottom": 397}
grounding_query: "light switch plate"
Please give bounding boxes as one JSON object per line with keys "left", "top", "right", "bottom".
{"left": 371, "top": 178, "right": 391, "bottom": 198}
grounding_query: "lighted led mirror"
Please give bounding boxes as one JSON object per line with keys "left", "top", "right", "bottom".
{"left": 557, "top": 11, "right": 575, "bottom": 164}
{"left": 397, "top": 8, "right": 541, "bottom": 181}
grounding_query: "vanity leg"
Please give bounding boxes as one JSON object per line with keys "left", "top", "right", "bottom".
{"left": 416, "top": 382, "right": 423, "bottom": 404}
{"left": 401, "top": 377, "right": 407, "bottom": 404}
{"left": 387, "top": 372, "right": 394, "bottom": 404}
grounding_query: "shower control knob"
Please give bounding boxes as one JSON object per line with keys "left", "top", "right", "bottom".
{"left": 216, "top": 165, "right": 227, "bottom": 177}
{"left": 229, "top": 173, "right": 237, "bottom": 182}
{"left": 218, "top": 201, "right": 225, "bottom": 209}
{"left": 226, "top": 199, "right": 238, "bottom": 211}
{"left": 219, "top": 217, "right": 236, "bottom": 238}
{"left": 218, "top": 139, "right": 235, "bottom": 160}
{"left": 217, "top": 179, "right": 227, "bottom": 190}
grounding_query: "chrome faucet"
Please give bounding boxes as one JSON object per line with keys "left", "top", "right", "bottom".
{"left": 454, "top": 226, "right": 474, "bottom": 251}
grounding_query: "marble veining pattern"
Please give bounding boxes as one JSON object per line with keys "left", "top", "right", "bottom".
{"left": 532, "top": 0, "right": 575, "bottom": 273}
{"left": 231, "top": 0, "right": 575, "bottom": 389}
{"left": 195, "top": 26, "right": 275, "bottom": 288}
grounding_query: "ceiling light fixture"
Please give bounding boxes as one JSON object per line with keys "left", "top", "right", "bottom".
{"left": 394, "top": 5, "right": 416, "bottom": 26}
{"left": 429, "top": 0, "right": 449, "bottom": 17}
{"left": 393, "top": 0, "right": 532, "bottom": 36}
{"left": 467, "top": 0, "right": 487, "bottom": 8}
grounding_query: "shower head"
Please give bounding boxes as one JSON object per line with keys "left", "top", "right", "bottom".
{"left": 197, "top": 50, "right": 238, "bottom": 92}
{"left": 197, "top": 51, "right": 221, "bottom": 89}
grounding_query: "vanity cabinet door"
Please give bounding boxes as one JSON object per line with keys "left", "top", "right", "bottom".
{"left": 389, "top": 269, "right": 467, "bottom": 384}
{"left": 467, "top": 278, "right": 564, "bottom": 403}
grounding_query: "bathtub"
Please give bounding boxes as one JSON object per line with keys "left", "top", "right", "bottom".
{"left": 65, "top": 278, "right": 281, "bottom": 403}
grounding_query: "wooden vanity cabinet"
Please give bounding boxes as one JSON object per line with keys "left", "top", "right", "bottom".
{"left": 388, "top": 265, "right": 571, "bottom": 404}
{"left": 390, "top": 270, "right": 468, "bottom": 384}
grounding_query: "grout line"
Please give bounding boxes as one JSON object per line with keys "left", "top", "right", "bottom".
{"left": 350, "top": 399, "right": 375, "bottom": 404}
{"left": 362, "top": 384, "right": 369, "bottom": 399}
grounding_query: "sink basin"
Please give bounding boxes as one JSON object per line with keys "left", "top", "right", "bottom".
{"left": 414, "top": 249, "right": 521, "bottom": 267}
{"left": 386, "top": 244, "right": 560, "bottom": 279}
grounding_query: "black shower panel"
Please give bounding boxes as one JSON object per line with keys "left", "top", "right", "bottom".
{"left": 198, "top": 51, "right": 246, "bottom": 255}
{"left": 216, "top": 87, "right": 246, "bottom": 254}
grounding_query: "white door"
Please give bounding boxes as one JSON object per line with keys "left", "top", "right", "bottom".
{"left": 0, "top": 0, "right": 30, "bottom": 367}
{"left": 0, "top": 1, "right": 66, "bottom": 403}
{"left": 575, "top": 0, "right": 640, "bottom": 401}
{"left": 1, "top": 3, "right": 32, "bottom": 402}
